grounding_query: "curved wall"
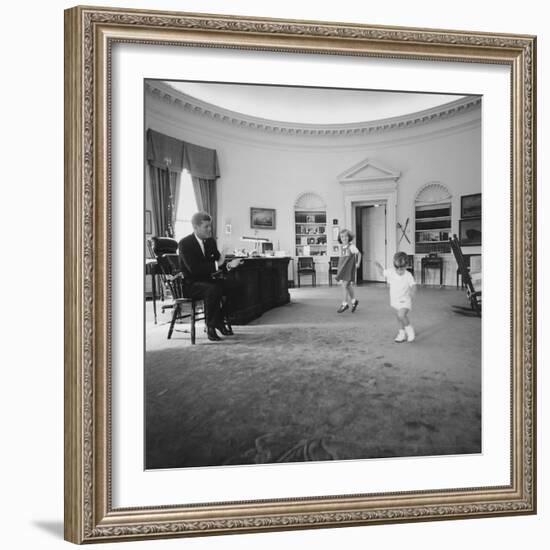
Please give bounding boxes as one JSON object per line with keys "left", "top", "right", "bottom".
{"left": 145, "top": 85, "right": 481, "bottom": 285}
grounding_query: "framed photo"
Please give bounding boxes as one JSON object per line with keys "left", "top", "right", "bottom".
{"left": 461, "top": 193, "right": 482, "bottom": 218}
{"left": 64, "top": 6, "right": 536, "bottom": 544}
{"left": 459, "top": 217, "right": 482, "bottom": 246}
{"left": 250, "top": 207, "right": 276, "bottom": 229}
{"left": 144, "top": 209, "right": 152, "bottom": 235}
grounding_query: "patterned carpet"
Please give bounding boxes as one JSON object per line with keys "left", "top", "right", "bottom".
{"left": 145, "top": 285, "right": 481, "bottom": 469}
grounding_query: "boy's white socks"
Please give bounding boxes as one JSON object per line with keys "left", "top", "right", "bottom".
{"left": 405, "top": 325, "right": 415, "bottom": 342}
{"left": 394, "top": 329, "right": 406, "bottom": 343}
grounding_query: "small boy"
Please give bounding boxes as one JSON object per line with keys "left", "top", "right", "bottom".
{"left": 375, "top": 252, "right": 416, "bottom": 343}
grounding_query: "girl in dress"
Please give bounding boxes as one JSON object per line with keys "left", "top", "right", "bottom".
{"left": 335, "top": 229, "right": 362, "bottom": 313}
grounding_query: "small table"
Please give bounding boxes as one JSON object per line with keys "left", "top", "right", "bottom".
{"left": 421, "top": 256, "right": 443, "bottom": 285}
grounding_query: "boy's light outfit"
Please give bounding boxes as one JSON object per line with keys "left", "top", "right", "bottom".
{"left": 383, "top": 268, "right": 416, "bottom": 310}
{"left": 383, "top": 268, "right": 416, "bottom": 343}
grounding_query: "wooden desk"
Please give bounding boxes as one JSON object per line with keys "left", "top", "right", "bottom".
{"left": 146, "top": 256, "right": 290, "bottom": 325}
{"left": 225, "top": 256, "right": 291, "bottom": 324}
{"left": 421, "top": 256, "right": 444, "bottom": 285}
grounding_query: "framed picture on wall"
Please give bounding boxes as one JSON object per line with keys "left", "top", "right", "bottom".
{"left": 65, "top": 6, "right": 535, "bottom": 544}
{"left": 461, "top": 193, "right": 482, "bottom": 218}
{"left": 250, "top": 207, "right": 276, "bottom": 229}
{"left": 459, "top": 218, "right": 482, "bottom": 246}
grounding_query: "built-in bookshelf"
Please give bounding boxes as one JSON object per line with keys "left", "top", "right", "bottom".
{"left": 415, "top": 203, "right": 452, "bottom": 254}
{"left": 295, "top": 210, "right": 327, "bottom": 256}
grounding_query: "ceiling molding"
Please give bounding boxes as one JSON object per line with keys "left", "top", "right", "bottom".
{"left": 145, "top": 81, "right": 481, "bottom": 137}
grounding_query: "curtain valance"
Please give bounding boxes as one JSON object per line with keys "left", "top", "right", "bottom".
{"left": 146, "top": 129, "right": 219, "bottom": 179}
{"left": 146, "top": 129, "right": 185, "bottom": 171}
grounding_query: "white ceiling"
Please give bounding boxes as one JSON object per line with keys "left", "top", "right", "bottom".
{"left": 164, "top": 81, "right": 467, "bottom": 125}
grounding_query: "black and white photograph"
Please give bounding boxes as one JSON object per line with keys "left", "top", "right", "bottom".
{"left": 144, "top": 79, "right": 482, "bottom": 470}
{"left": 52, "top": 0, "right": 544, "bottom": 544}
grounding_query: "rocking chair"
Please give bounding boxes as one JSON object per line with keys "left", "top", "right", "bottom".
{"left": 449, "top": 234, "right": 481, "bottom": 316}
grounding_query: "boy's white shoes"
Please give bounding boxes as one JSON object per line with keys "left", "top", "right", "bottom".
{"left": 394, "top": 326, "right": 415, "bottom": 343}
{"left": 394, "top": 329, "right": 407, "bottom": 343}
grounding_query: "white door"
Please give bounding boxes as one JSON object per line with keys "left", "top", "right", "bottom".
{"left": 361, "top": 205, "right": 386, "bottom": 282}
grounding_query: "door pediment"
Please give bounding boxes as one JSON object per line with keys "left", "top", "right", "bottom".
{"left": 338, "top": 158, "right": 400, "bottom": 184}
{"left": 339, "top": 158, "right": 399, "bottom": 270}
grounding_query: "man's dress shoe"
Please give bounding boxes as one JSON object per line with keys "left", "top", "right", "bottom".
{"left": 207, "top": 327, "right": 222, "bottom": 341}
{"left": 216, "top": 324, "right": 233, "bottom": 336}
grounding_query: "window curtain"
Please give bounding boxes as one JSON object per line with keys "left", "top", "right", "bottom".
{"left": 184, "top": 142, "right": 220, "bottom": 238}
{"left": 147, "top": 129, "right": 185, "bottom": 238}
{"left": 191, "top": 177, "right": 218, "bottom": 237}
{"left": 149, "top": 166, "right": 181, "bottom": 238}
{"left": 147, "top": 129, "right": 220, "bottom": 237}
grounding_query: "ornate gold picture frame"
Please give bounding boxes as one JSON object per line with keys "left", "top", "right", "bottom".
{"left": 64, "top": 5, "right": 536, "bottom": 544}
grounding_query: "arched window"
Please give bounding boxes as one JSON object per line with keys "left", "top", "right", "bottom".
{"left": 414, "top": 183, "right": 452, "bottom": 254}
{"left": 294, "top": 192, "right": 327, "bottom": 257}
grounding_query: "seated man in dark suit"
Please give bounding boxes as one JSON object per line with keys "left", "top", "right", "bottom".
{"left": 178, "top": 211, "right": 243, "bottom": 341}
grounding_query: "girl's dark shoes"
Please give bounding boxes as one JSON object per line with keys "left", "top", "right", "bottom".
{"left": 337, "top": 304, "right": 349, "bottom": 313}
{"left": 351, "top": 300, "right": 359, "bottom": 312}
